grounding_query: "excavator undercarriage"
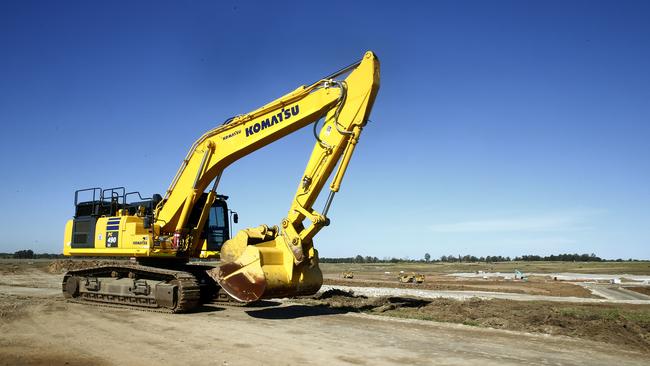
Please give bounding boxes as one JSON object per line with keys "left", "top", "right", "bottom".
{"left": 62, "top": 264, "right": 201, "bottom": 313}
{"left": 61, "top": 261, "right": 249, "bottom": 312}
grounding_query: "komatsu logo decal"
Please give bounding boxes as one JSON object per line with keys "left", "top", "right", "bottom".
{"left": 222, "top": 129, "right": 241, "bottom": 141}
{"left": 245, "top": 105, "right": 300, "bottom": 137}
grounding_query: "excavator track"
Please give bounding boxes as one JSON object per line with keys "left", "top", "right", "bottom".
{"left": 62, "top": 264, "right": 200, "bottom": 313}
{"left": 213, "top": 287, "right": 249, "bottom": 307}
{"left": 181, "top": 264, "right": 248, "bottom": 307}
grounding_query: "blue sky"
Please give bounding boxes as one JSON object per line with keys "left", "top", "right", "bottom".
{"left": 1, "top": 1, "right": 648, "bottom": 259}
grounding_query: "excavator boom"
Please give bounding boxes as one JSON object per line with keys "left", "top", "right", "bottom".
{"left": 215, "top": 52, "right": 380, "bottom": 301}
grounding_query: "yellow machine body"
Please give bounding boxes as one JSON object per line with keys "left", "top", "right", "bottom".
{"left": 64, "top": 217, "right": 218, "bottom": 258}
{"left": 64, "top": 193, "right": 231, "bottom": 259}
{"left": 64, "top": 216, "right": 153, "bottom": 257}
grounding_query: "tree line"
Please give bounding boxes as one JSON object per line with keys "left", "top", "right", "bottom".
{"left": 321, "top": 253, "right": 644, "bottom": 263}
{"left": 439, "top": 253, "right": 604, "bottom": 262}
{"left": 1, "top": 250, "right": 66, "bottom": 259}
{"left": 3, "top": 250, "right": 643, "bottom": 263}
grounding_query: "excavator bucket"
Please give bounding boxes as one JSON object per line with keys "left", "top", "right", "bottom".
{"left": 215, "top": 230, "right": 322, "bottom": 303}
{"left": 217, "top": 246, "right": 267, "bottom": 302}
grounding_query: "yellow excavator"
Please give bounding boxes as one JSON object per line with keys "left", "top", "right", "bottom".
{"left": 62, "top": 51, "right": 380, "bottom": 312}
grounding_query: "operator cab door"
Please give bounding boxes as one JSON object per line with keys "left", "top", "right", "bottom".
{"left": 205, "top": 200, "right": 229, "bottom": 251}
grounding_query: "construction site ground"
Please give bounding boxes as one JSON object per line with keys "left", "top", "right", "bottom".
{"left": 323, "top": 275, "right": 596, "bottom": 298}
{"left": 2, "top": 259, "right": 650, "bottom": 365}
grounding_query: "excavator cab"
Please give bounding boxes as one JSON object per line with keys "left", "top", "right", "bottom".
{"left": 199, "top": 196, "right": 233, "bottom": 259}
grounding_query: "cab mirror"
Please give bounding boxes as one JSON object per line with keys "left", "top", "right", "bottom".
{"left": 233, "top": 213, "right": 239, "bottom": 224}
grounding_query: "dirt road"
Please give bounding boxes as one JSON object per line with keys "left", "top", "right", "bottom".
{"left": 581, "top": 283, "right": 650, "bottom": 301}
{"left": 1, "top": 293, "right": 648, "bottom": 366}
{"left": 0, "top": 277, "right": 647, "bottom": 365}
{"left": 450, "top": 272, "right": 650, "bottom": 282}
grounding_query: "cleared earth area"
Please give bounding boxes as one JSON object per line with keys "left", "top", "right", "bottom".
{"left": 1, "top": 259, "right": 650, "bottom": 365}
{"left": 323, "top": 276, "right": 596, "bottom": 298}
{"left": 298, "top": 289, "right": 650, "bottom": 353}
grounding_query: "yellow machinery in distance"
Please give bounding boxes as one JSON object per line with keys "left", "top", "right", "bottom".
{"left": 62, "top": 51, "right": 380, "bottom": 311}
{"left": 398, "top": 273, "right": 425, "bottom": 284}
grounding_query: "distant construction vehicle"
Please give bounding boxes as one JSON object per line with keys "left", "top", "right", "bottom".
{"left": 514, "top": 269, "right": 528, "bottom": 281}
{"left": 399, "top": 273, "right": 425, "bottom": 284}
{"left": 341, "top": 272, "right": 354, "bottom": 279}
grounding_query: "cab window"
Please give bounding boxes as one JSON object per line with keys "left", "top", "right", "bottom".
{"left": 206, "top": 204, "right": 228, "bottom": 250}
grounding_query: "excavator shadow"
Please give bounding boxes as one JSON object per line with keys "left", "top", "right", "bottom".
{"left": 244, "top": 289, "right": 433, "bottom": 320}
{"left": 244, "top": 300, "right": 283, "bottom": 308}
{"left": 245, "top": 304, "right": 347, "bottom": 320}
{"left": 192, "top": 300, "right": 283, "bottom": 314}
{"left": 192, "top": 304, "right": 228, "bottom": 313}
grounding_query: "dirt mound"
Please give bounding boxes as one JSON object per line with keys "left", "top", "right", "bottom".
{"left": 317, "top": 288, "right": 360, "bottom": 299}
{"left": 301, "top": 293, "right": 650, "bottom": 353}
{"left": 46, "top": 260, "right": 126, "bottom": 274}
{"left": 310, "top": 291, "right": 430, "bottom": 313}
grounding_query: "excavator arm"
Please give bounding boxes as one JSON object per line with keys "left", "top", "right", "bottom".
{"left": 155, "top": 51, "right": 380, "bottom": 302}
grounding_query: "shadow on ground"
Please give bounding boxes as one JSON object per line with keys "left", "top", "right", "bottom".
{"left": 244, "top": 289, "right": 431, "bottom": 320}
{"left": 245, "top": 304, "right": 347, "bottom": 319}
{"left": 192, "top": 305, "right": 227, "bottom": 313}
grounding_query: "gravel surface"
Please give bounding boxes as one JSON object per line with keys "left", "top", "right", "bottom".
{"left": 450, "top": 272, "right": 650, "bottom": 282}
{"left": 320, "top": 284, "right": 650, "bottom": 304}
